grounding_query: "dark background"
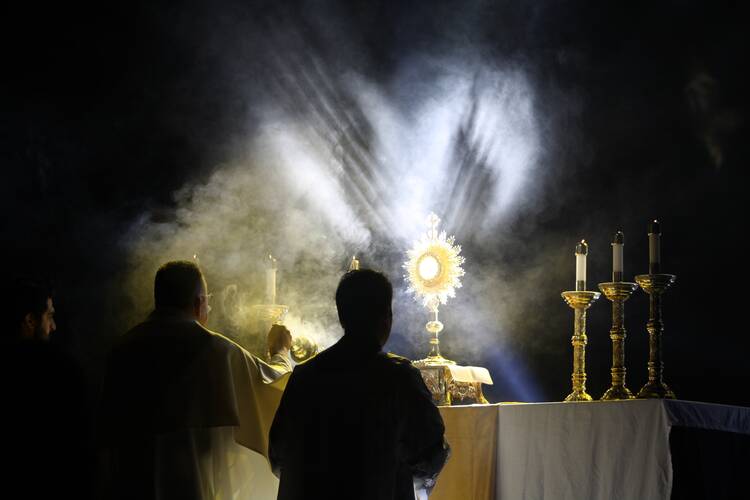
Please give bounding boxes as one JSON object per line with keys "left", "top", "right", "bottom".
{"left": 1, "top": 1, "right": 748, "bottom": 405}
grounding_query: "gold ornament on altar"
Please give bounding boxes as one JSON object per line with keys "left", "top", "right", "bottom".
{"left": 561, "top": 240, "right": 600, "bottom": 401}
{"left": 404, "top": 212, "right": 465, "bottom": 365}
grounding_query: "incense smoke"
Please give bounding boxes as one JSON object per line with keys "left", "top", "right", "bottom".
{"left": 118, "top": 6, "right": 560, "bottom": 402}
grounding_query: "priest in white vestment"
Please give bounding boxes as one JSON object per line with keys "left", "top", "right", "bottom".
{"left": 99, "top": 260, "right": 292, "bottom": 500}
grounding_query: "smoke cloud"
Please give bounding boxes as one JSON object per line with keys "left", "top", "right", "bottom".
{"left": 120, "top": 32, "right": 547, "bottom": 401}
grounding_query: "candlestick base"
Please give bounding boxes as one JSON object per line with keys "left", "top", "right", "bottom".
{"left": 636, "top": 381, "right": 675, "bottom": 399}
{"left": 602, "top": 385, "right": 635, "bottom": 400}
{"left": 564, "top": 389, "right": 594, "bottom": 402}
{"left": 635, "top": 274, "right": 676, "bottom": 400}
{"left": 561, "top": 290, "right": 600, "bottom": 402}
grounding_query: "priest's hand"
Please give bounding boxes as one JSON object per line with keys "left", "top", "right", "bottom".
{"left": 268, "top": 324, "right": 292, "bottom": 356}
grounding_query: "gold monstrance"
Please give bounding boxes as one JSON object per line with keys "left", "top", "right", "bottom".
{"left": 404, "top": 213, "right": 465, "bottom": 365}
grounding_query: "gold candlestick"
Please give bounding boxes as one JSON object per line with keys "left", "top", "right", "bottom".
{"left": 598, "top": 282, "right": 639, "bottom": 400}
{"left": 561, "top": 290, "right": 600, "bottom": 401}
{"left": 634, "top": 274, "right": 676, "bottom": 399}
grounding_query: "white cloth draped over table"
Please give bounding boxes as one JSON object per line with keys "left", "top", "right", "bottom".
{"left": 431, "top": 400, "right": 750, "bottom": 500}
{"left": 496, "top": 400, "right": 673, "bottom": 500}
{"left": 99, "top": 311, "right": 291, "bottom": 500}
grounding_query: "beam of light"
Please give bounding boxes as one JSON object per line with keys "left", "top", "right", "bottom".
{"left": 260, "top": 28, "right": 541, "bottom": 244}
{"left": 483, "top": 344, "right": 543, "bottom": 403}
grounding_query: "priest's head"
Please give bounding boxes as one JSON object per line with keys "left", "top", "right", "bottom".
{"left": 154, "top": 260, "right": 211, "bottom": 326}
{"left": 335, "top": 269, "right": 393, "bottom": 348}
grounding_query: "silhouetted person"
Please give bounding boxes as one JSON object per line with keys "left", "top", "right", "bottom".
{"left": 269, "top": 269, "right": 449, "bottom": 500}
{"left": 0, "top": 279, "right": 90, "bottom": 499}
{"left": 99, "top": 260, "right": 293, "bottom": 499}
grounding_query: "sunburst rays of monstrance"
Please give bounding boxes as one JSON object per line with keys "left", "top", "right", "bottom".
{"left": 404, "top": 213, "right": 465, "bottom": 365}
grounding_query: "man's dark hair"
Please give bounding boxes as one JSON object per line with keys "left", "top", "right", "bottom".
{"left": 7, "top": 279, "right": 53, "bottom": 335}
{"left": 154, "top": 261, "right": 204, "bottom": 310}
{"left": 335, "top": 269, "right": 393, "bottom": 331}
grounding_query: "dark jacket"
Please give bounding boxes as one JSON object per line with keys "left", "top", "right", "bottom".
{"left": 0, "top": 338, "right": 91, "bottom": 499}
{"left": 269, "top": 334, "right": 449, "bottom": 500}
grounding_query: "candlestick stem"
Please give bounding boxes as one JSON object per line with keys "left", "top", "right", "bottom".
{"left": 561, "top": 290, "right": 600, "bottom": 401}
{"left": 598, "top": 282, "right": 639, "bottom": 400}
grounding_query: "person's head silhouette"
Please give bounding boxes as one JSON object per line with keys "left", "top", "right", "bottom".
{"left": 154, "top": 260, "right": 211, "bottom": 326}
{"left": 335, "top": 269, "right": 393, "bottom": 348}
{"left": 7, "top": 279, "right": 56, "bottom": 341}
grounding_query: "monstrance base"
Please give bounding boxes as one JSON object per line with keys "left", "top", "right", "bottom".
{"left": 414, "top": 355, "right": 456, "bottom": 367}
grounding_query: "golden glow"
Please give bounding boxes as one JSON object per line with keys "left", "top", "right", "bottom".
{"left": 417, "top": 254, "right": 440, "bottom": 281}
{"left": 404, "top": 213, "right": 465, "bottom": 309}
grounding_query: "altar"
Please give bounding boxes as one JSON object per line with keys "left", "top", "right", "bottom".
{"left": 431, "top": 400, "right": 750, "bottom": 500}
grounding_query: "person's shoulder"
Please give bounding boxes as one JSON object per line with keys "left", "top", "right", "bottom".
{"left": 199, "top": 325, "right": 253, "bottom": 357}
{"left": 113, "top": 317, "right": 233, "bottom": 357}
{"left": 377, "top": 352, "right": 422, "bottom": 377}
{"left": 202, "top": 325, "right": 239, "bottom": 347}
{"left": 288, "top": 350, "right": 321, "bottom": 374}
{"left": 109, "top": 320, "right": 150, "bottom": 353}
{"left": 381, "top": 352, "right": 413, "bottom": 366}
{"left": 1, "top": 338, "right": 77, "bottom": 369}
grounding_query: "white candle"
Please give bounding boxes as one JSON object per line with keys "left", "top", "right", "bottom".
{"left": 575, "top": 240, "right": 588, "bottom": 291}
{"left": 612, "top": 231, "right": 624, "bottom": 282}
{"left": 266, "top": 255, "right": 277, "bottom": 304}
{"left": 648, "top": 220, "right": 661, "bottom": 274}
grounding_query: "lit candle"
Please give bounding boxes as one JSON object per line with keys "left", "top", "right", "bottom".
{"left": 575, "top": 240, "right": 588, "bottom": 291}
{"left": 266, "top": 254, "right": 277, "bottom": 304}
{"left": 612, "top": 231, "right": 624, "bottom": 282}
{"left": 648, "top": 220, "right": 661, "bottom": 274}
{"left": 349, "top": 255, "right": 360, "bottom": 271}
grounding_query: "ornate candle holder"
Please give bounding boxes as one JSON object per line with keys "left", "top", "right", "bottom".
{"left": 634, "top": 274, "right": 676, "bottom": 399}
{"left": 597, "top": 282, "right": 639, "bottom": 400}
{"left": 245, "top": 303, "right": 288, "bottom": 356}
{"left": 561, "top": 290, "right": 600, "bottom": 401}
{"left": 251, "top": 303, "right": 288, "bottom": 325}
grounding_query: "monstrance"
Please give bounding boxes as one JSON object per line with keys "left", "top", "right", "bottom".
{"left": 404, "top": 213, "right": 465, "bottom": 365}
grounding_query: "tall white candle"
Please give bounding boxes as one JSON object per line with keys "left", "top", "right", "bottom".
{"left": 575, "top": 240, "right": 588, "bottom": 291}
{"left": 266, "top": 255, "right": 277, "bottom": 304}
{"left": 612, "top": 231, "right": 624, "bottom": 282}
{"left": 648, "top": 220, "right": 661, "bottom": 274}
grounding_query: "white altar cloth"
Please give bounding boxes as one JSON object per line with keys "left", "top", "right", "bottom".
{"left": 432, "top": 400, "right": 750, "bottom": 500}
